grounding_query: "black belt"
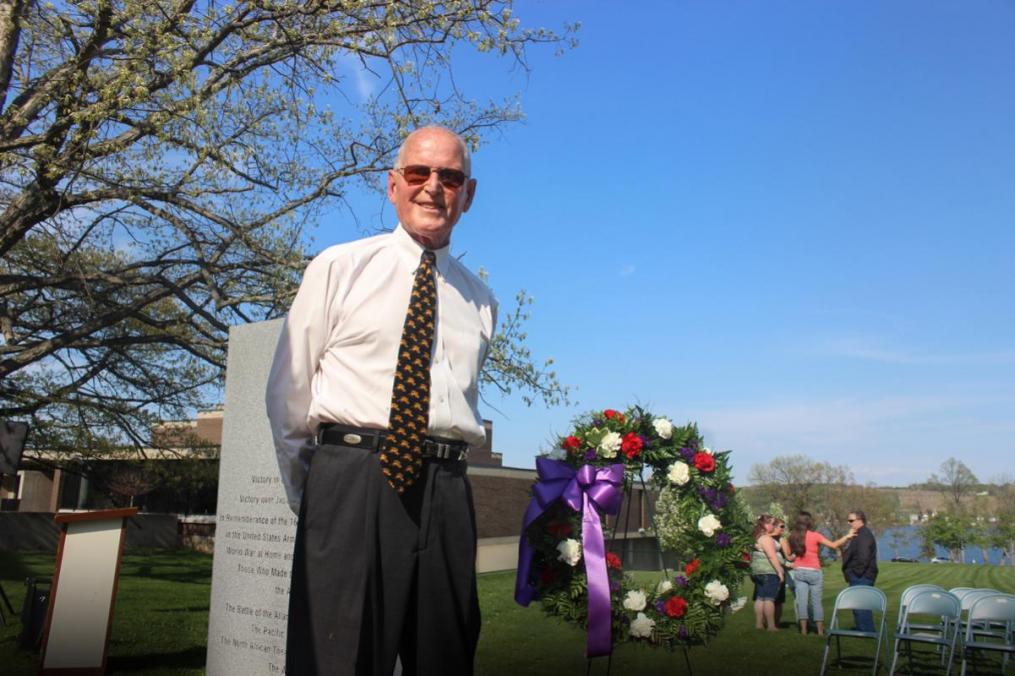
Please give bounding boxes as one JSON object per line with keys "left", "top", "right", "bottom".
{"left": 316, "top": 423, "right": 469, "bottom": 461}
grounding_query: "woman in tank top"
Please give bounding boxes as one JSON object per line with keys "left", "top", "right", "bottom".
{"left": 750, "top": 514, "right": 785, "bottom": 631}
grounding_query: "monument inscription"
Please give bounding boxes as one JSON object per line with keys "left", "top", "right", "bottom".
{"left": 207, "top": 319, "right": 295, "bottom": 675}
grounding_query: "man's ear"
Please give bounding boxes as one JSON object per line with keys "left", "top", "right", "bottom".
{"left": 387, "top": 170, "right": 398, "bottom": 204}
{"left": 461, "top": 178, "right": 477, "bottom": 212}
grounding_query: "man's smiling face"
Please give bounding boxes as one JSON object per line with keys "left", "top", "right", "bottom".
{"left": 387, "top": 127, "right": 477, "bottom": 250}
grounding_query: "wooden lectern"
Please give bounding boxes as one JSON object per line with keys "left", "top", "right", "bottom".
{"left": 40, "top": 507, "right": 138, "bottom": 675}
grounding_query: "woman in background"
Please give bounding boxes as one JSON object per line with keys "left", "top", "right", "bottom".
{"left": 751, "top": 514, "right": 785, "bottom": 631}
{"left": 772, "top": 517, "right": 793, "bottom": 627}
{"left": 786, "top": 511, "right": 854, "bottom": 636}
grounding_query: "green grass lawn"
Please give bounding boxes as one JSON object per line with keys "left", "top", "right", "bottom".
{"left": 1, "top": 550, "right": 212, "bottom": 676}
{"left": 2, "top": 551, "right": 1013, "bottom": 675}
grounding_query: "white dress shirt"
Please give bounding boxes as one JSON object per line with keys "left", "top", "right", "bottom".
{"left": 265, "top": 224, "right": 498, "bottom": 512}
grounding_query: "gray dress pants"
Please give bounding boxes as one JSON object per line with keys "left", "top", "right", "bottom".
{"left": 286, "top": 441, "right": 481, "bottom": 676}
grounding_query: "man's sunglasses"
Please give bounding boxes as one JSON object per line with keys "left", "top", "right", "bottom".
{"left": 395, "top": 165, "right": 468, "bottom": 189}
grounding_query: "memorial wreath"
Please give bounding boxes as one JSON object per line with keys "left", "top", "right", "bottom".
{"left": 515, "top": 406, "right": 753, "bottom": 657}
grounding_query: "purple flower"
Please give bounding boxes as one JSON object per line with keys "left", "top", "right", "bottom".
{"left": 697, "top": 485, "right": 728, "bottom": 511}
{"left": 610, "top": 579, "right": 621, "bottom": 593}
{"left": 639, "top": 434, "right": 650, "bottom": 449}
{"left": 716, "top": 533, "right": 732, "bottom": 548}
{"left": 655, "top": 599, "right": 666, "bottom": 614}
{"left": 678, "top": 626, "right": 689, "bottom": 638}
{"left": 584, "top": 448, "right": 597, "bottom": 461}
{"left": 592, "top": 417, "right": 604, "bottom": 427}
{"left": 674, "top": 575, "right": 688, "bottom": 588}
{"left": 679, "top": 446, "right": 696, "bottom": 462}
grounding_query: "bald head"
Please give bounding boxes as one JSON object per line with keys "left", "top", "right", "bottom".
{"left": 395, "top": 126, "right": 472, "bottom": 176}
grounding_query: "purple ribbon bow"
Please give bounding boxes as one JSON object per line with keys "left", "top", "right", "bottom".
{"left": 515, "top": 457, "right": 625, "bottom": 657}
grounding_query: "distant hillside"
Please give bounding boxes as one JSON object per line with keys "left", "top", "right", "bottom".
{"left": 739, "top": 484, "right": 1000, "bottom": 521}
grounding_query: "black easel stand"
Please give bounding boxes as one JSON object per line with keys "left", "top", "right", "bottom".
{"left": 586, "top": 470, "right": 694, "bottom": 675}
{"left": 0, "top": 582, "right": 14, "bottom": 626}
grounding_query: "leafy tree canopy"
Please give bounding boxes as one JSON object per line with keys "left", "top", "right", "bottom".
{"left": 747, "top": 454, "right": 900, "bottom": 536}
{"left": 927, "top": 457, "right": 980, "bottom": 511}
{"left": 1, "top": 0, "right": 576, "bottom": 460}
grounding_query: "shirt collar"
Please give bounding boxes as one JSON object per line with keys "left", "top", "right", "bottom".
{"left": 393, "top": 223, "right": 451, "bottom": 277}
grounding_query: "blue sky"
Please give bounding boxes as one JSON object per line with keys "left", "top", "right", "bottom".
{"left": 325, "top": 1, "right": 1015, "bottom": 486}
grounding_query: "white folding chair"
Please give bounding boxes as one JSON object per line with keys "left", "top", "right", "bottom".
{"left": 958, "top": 590, "right": 999, "bottom": 642}
{"left": 889, "top": 590, "right": 961, "bottom": 676}
{"left": 950, "top": 587, "right": 976, "bottom": 601}
{"left": 898, "top": 584, "right": 947, "bottom": 633}
{"left": 959, "top": 594, "right": 1015, "bottom": 676}
{"left": 820, "top": 586, "right": 888, "bottom": 676}
{"left": 963, "top": 589, "right": 1012, "bottom": 658}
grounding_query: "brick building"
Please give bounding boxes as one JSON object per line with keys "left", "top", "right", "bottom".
{"left": 1, "top": 411, "right": 657, "bottom": 571}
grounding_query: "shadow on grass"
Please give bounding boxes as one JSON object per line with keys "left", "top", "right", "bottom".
{"left": 0, "top": 552, "right": 54, "bottom": 583}
{"left": 107, "top": 645, "right": 207, "bottom": 672}
{"left": 117, "top": 551, "right": 213, "bottom": 586}
{"left": 821, "top": 654, "right": 883, "bottom": 672}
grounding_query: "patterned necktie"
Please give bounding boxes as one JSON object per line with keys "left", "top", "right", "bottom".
{"left": 381, "top": 250, "right": 437, "bottom": 493}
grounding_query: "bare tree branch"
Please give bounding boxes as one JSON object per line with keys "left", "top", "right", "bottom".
{"left": 1, "top": 0, "right": 575, "bottom": 462}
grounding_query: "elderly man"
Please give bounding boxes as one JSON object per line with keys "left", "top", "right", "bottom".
{"left": 266, "top": 126, "right": 496, "bottom": 675}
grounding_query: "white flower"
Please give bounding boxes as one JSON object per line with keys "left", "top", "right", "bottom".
{"left": 698, "top": 513, "right": 722, "bottom": 536}
{"left": 700, "top": 446, "right": 713, "bottom": 455}
{"left": 729, "top": 596, "right": 748, "bottom": 613}
{"left": 704, "top": 579, "right": 730, "bottom": 605}
{"left": 629, "top": 612, "right": 655, "bottom": 638}
{"left": 652, "top": 417, "right": 674, "bottom": 439}
{"left": 667, "top": 461, "right": 690, "bottom": 486}
{"left": 598, "top": 431, "right": 622, "bottom": 458}
{"left": 656, "top": 579, "right": 673, "bottom": 594}
{"left": 556, "top": 538, "right": 582, "bottom": 567}
{"left": 623, "top": 589, "right": 647, "bottom": 612}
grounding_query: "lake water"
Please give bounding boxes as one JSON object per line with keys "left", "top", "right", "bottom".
{"left": 878, "top": 525, "right": 1008, "bottom": 564}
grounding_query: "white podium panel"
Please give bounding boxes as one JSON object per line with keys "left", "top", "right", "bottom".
{"left": 41, "top": 507, "right": 137, "bottom": 675}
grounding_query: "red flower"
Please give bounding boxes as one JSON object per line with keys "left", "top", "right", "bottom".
{"left": 693, "top": 452, "right": 716, "bottom": 473}
{"left": 684, "top": 558, "right": 701, "bottom": 575}
{"left": 741, "top": 551, "right": 751, "bottom": 562}
{"left": 540, "top": 564, "right": 555, "bottom": 586}
{"left": 547, "top": 520, "right": 573, "bottom": 538}
{"left": 606, "top": 552, "right": 622, "bottom": 570}
{"left": 665, "top": 596, "right": 688, "bottom": 618}
{"left": 620, "top": 432, "right": 644, "bottom": 459}
{"left": 562, "top": 435, "right": 582, "bottom": 453}
{"left": 603, "top": 409, "right": 625, "bottom": 423}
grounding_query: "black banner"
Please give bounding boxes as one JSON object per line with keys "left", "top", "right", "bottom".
{"left": 0, "top": 421, "right": 29, "bottom": 474}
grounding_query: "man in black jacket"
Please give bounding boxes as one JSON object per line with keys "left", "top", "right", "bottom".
{"left": 841, "top": 509, "right": 879, "bottom": 631}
